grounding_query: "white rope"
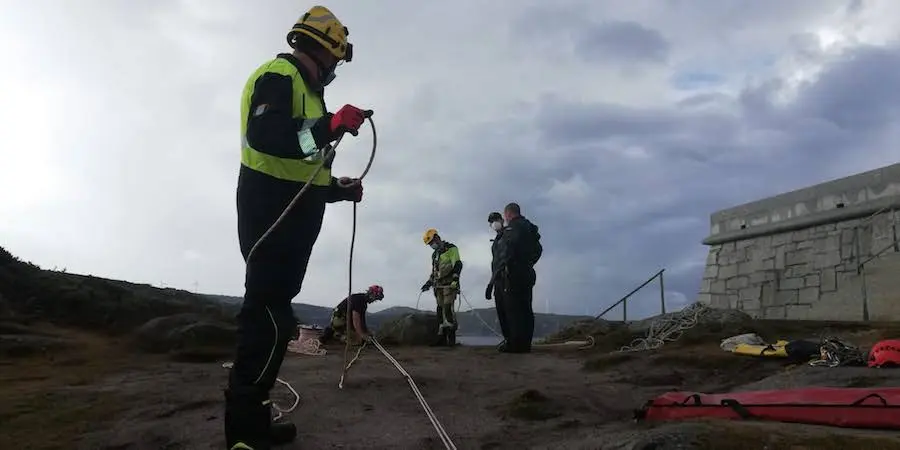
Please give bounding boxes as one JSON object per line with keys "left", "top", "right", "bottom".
{"left": 456, "top": 290, "right": 502, "bottom": 338}
{"left": 338, "top": 342, "right": 367, "bottom": 389}
{"left": 431, "top": 285, "right": 502, "bottom": 339}
{"left": 617, "top": 302, "right": 711, "bottom": 352}
{"left": 415, "top": 291, "right": 423, "bottom": 310}
{"left": 370, "top": 337, "right": 457, "bottom": 450}
{"left": 221, "top": 361, "right": 300, "bottom": 421}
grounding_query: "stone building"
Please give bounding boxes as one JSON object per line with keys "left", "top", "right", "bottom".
{"left": 698, "top": 162, "right": 900, "bottom": 321}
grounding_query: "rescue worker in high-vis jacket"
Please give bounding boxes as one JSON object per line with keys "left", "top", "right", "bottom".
{"left": 420, "top": 228, "right": 463, "bottom": 347}
{"left": 319, "top": 285, "right": 384, "bottom": 345}
{"left": 226, "top": 6, "right": 371, "bottom": 450}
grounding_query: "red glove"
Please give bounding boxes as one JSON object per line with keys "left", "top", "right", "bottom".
{"left": 338, "top": 177, "right": 363, "bottom": 202}
{"left": 330, "top": 105, "right": 370, "bottom": 137}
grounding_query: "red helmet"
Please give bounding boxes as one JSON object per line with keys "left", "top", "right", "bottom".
{"left": 868, "top": 339, "right": 900, "bottom": 368}
{"left": 366, "top": 284, "right": 384, "bottom": 300}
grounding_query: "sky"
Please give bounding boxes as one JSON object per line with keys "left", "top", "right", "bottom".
{"left": 2, "top": 0, "right": 900, "bottom": 319}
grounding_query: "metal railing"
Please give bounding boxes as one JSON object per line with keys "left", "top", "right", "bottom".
{"left": 595, "top": 268, "right": 666, "bottom": 322}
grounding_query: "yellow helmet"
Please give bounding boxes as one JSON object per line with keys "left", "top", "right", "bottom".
{"left": 286, "top": 6, "right": 353, "bottom": 62}
{"left": 423, "top": 228, "right": 438, "bottom": 245}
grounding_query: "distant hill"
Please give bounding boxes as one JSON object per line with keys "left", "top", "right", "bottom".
{"left": 204, "top": 294, "right": 592, "bottom": 338}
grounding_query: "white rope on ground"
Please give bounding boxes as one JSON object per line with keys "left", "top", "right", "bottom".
{"left": 370, "top": 336, "right": 457, "bottom": 450}
{"left": 221, "top": 362, "right": 300, "bottom": 421}
{"left": 338, "top": 342, "right": 367, "bottom": 389}
{"left": 617, "top": 302, "right": 711, "bottom": 353}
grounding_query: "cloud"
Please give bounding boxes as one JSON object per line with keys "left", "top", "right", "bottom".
{"left": 2, "top": 0, "right": 900, "bottom": 321}
{"left": 574, "top": 21, "right": 671, "bottom": 64}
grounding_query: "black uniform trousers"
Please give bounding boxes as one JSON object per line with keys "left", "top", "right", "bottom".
{"left": 225, "top": 166, "right": 328, "bottom": 448}
{"left": 492, "top": 277, "right": 511, "bottom": 343}
{"left": 505, "top": 267, "right": 536, "bottom": 352}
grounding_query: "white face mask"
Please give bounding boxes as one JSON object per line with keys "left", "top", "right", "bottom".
{"left": 429, "top": 242, "right": 440, "bottom": 250}
{"left": 491, "top": 221, "right": 503, "bottom": 231}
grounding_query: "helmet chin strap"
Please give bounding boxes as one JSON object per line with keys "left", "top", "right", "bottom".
{"left": 305, "top": 51, "right": 338, "bottom": 88}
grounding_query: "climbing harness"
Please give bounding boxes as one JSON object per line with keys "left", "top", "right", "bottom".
{"left": 809, "top": 337, "right": 866, "bottom": 367}
{"left": 617, "top": 302, "right": 711, "bottom": 352}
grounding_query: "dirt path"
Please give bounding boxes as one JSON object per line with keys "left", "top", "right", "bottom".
{"left": 7, "top": 326, "right": 900, "bottom": 450}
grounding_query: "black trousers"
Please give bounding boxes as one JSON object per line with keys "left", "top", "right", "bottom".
{"left": 493, "top": 278, "right": 510, "bottom": 342}
{"left": 225, "top": 166, "right": 329, "bottom": 448}
{"left": 505, "top": 267, "right": 536, "bottom": 352}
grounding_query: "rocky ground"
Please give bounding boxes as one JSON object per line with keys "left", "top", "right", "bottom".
{"left": 6, "top": 246, "right": 900, "bottom": 449}
{"left": 5, "top": 313, "right": 900, "bottom": 450}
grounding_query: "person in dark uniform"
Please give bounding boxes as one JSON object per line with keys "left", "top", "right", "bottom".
{"left": 319, "top": 285, "right": 384, "bottom": 345}
{"left": 497, "top": 203, "right": 542, "bottom": 354}
{"left": 226, "top": 6, "right": 369, "bottom": 450}
{"left": 484, "top": 212, "right": 512, "bottom": 352}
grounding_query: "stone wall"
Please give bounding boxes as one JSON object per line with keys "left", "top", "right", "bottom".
{"left": 698, "top": 208, "right": 900, "bottom": 320}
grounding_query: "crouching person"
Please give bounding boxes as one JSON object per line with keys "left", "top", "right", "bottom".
{"left": 319, "top": 285, "right": 384, "bottom": 345}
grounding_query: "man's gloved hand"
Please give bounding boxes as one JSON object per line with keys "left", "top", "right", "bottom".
{"left": 420, "top": 281, "right": 432, "bottom": 292}
{"left": 337, "top": 177, "right": 363, "bottom": 202}
{"left": 330, "top": 105, "right": 370, "bottom": 137}
{"left": 449, "top": 280, "right": 459, "bottom": 290}
{"left": 484, "top": 283, "right": 493, "bottom": 300}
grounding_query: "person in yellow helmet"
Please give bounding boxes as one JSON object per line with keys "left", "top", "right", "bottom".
{"left": 420, "top": 229, "right": 463, "bottom": 347}
{"left": 225, "top": 6, "right": 370, "bottom": 450}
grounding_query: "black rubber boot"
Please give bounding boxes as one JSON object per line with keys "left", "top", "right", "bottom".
{"left": 224, "top": 387, "right": 272, "bottom": 450}
{"left": 270, "top": 421, "right": 297, "bottom": 445}
{"left": 447, "top": 329, "right": 457, "bottom": 347}
{"left": 430, "top": 328, "right": 448, "bottom": 346}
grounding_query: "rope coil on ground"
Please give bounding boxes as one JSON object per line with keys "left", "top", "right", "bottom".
{"left": 287, "top": 337, "right": 327, "bottom": 356}
{"left": 617, "top": 302, "right": 711, "bottom": 352}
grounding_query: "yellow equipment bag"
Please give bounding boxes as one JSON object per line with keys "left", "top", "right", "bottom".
{"left": 732, "top": 340, "right": 790, "bottom": 357}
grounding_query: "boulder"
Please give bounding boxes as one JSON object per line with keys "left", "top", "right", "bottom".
{"left": 132, "top": 313, "right": 236, "bottom": 353}
{"left": 376, "top": 313, "right": 440, "bottom": 346}
{"left": 0, "top": 334, "right": 73, "bottom": 358}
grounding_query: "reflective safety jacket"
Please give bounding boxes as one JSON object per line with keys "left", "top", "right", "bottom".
{"left": 239, "top": 53, "right": 334, "bottom": 186}
{"left": 430, "top": 242, "right": 463, "bottom": 287}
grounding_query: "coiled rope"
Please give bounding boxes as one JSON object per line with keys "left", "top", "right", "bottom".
{"left": 617, "top": 302, "right": 711, "bottom": 352}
